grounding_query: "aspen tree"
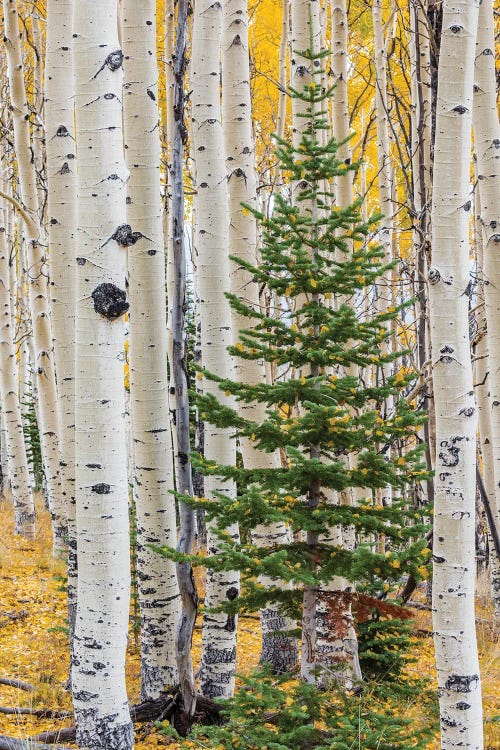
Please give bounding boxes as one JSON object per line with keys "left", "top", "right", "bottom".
{"left": 72, "top": 2, "right": 133, "bottom": 747}
{"left": 290, "top": 0, "right": 321, "bottom": 150}
{"left": 170, "top": 0, "right": 198, "bottom": 717}
{"left": 45, "top": 0, "right": 78, "bottom": 645}
{"left": 168, "top": 0, "right": 199, "bottom": 717}
{"left": 276, "top": 0, "right": 289, "bottom": 143}
{"left": 2, "top": 0, "right": 66, "bottom": 556}
{"left": 192, "top": 0, "right": 239, "bottom": 699}
{"left": 409, "top": 0, "right": 435, "bottom": 496}
{"left": 429, "top": 2, "right": 483, "bottom": 747}
{"left": 121, "top": 0, "right": 180, "bottom": 699}
{"left": 371, "top": 0, "right": 394, "bottom": 346}
{"left": 222, "top": 0, "right": 297, "bottom": 673}
{"left": 472, "top": 0, "right": 500, "bottom": 621}
{"left": 371, "top": 0, "right": 394, "bottom": 308}
{"left": 289, "top": 0, "right": 322, "bottom": 685}
{"left": 314, "top": 0, "right": 362, "bottom": 688}
{"left": 164, "top": 0, "right": 177, "bottom": 466}
{"left": 0, "top": 196, "right": 35, "bottom": 538}
{"left": 473, "top": 178, "right": 498, "bottom": 606}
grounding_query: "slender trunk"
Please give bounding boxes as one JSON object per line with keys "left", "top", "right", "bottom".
{"left": 170, "top": 0, "right": 198, "bottom": 718}
{"left": 45, "top": 0, "right": 78, "bottom": 657}
{"left": 429, "top": 2, "right": 483, "bottom": 747}
{"left": 192, "top": 0, "right": 239, "bottom": 699}
{"left": 222, "top": 0, "right": 298, "bottom": 673}
{"left": 72, "top": 2, "right": 133, "bottom": 747}
{"left": 2, "top": 0, "right": 66, "bottom": 556}
{"left": 314, "top": 0, "right": 362, "bottom": 688}
{"left": 409, "top": 0, "right": 434, "bottom": 499}
{"left": 276, "top": 0, "right": 289, "bottom": 143}
{"left": 290, "top": 0, "right": 321, "bottom": 151}
{"left": 121, "top": 0, "right": 180, "bottom": 699}
{"left": 472, "top": 0, "right": 500, "bottom": 622}
{"left": 0, "top": 197, "right": 35, "bottom": 537}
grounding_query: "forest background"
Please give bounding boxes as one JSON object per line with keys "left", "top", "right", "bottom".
{"left": 0, "top": 1, "right": 498, "bottom": 749}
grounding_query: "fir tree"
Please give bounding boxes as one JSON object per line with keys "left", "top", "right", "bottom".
{"left": 164, "top": 47, "right": 431, "bottom": 691}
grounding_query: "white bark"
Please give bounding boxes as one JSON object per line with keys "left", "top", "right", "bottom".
{"left": 45, "top": 0, "right": 78, "bottom": 647}
{"left": 472, "top": 0, "right": 500, "bottom": 621}
{"left": 409, "top": 0, "right": 435, "bottom": 499}
{"left": 222, "top": 0, "right": 298, "bottom": 673}
{"left": 429, "top": 2, "right": 483, "bottom": 747}
{"left": 72, "top": 2, "right": 133, "bottom": 747}
{"left": 290, "top": 0, "right": 321, "bottom": 151}
{"left": 0, "top": 197, "right": 35, "bottom": 537}
{"left": 372, "top": 0, "right": 394, "bottom": 290}
{"left": 289, "top": 0, "right": 322, "bottom": 684}
{"left": 2, "top": 0, "right": 66, "bottom": 556}
{"left": 276, "top": 0, "right": 289, "bottom": 143}
{"left": 121, "top": 0, "right": 180, "bottom": 699}
{"left": 192, "top": 0, "right": 239, "bottom": 699}
{"left": 331, "top": 0, "right": 353, "bottom": 207}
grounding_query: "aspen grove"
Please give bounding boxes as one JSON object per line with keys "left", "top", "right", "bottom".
{"left": 0, "top": 1, "right": 498, "bottom": 750}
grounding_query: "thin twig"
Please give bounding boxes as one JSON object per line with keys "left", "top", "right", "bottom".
{"left": 0, "top": 707, "right": 71, "bottom": 719}
{"left": 0, "top": 678, "right": 36, "bottom": 693}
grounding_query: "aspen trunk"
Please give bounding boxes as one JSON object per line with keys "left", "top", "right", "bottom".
{"left": 289, "top": 0, "right": 321, "bottom": 684}
{"left": 2, "top": 0, "right": 66, "bottom": 556}
{"left": 473, "top": 179, "right": 499, "bottom": 614}
{"left": 222, "top": 0, "right": 298, "bottom": 674}
{"left": 429, "top": 2, "right": 483, "bottom": 747}
{"left": 192, "top": 0, "right": 239, "bottom": 699}
{"left": 72, "top": 2, "right": 133, "bottom": 747}
{"left": 0, "top": 198, "right": 35, "bottom": 537}
{"left": 45, "top": 0, "right": 78, "bottom": 652}
{"left": 290, "top": 0, "right": 321, "bottom": 150}
{"left": 409, "top": 0, "right": 435, "bottom": 500}
{"left": 472, "top": 0, "right": 500, "bottom": 621}
{"left": 314, "top": 0, "right": 362, "bottom": 688}
{"left": 169, "top": 0, "right": 198, "bottom": 718}
{"left": 121, "top": 0, "right": 180, "bottom": 699}
{"left": 276, "top": 0, "right": 289, "bottom": 143}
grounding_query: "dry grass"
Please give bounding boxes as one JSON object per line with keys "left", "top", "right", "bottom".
{"left": 0, "top": 499, "right": 498, "bottom": 749}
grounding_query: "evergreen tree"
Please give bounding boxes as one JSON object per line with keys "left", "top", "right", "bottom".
{"left": 165, "top": 48, "right": 431, "bottom": 687}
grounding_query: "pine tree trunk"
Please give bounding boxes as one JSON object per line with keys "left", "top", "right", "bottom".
{"left": 121, "top": 0, "right": 180, "bottom": 700}
{"left": 72, "top": 2, "right": 133, "bottom": 747}
{"left": 2, "top": 0, "right": 66, "bottom": 556}
{"left": 0, "top": 198, "right": 35, "bottom": 538}
{"left": 429, "top": 2, "right": 483, "bottom": 747}
{"left": 472, "top": 0, "right": 500, "bottom": 623}
{"left": 192, "top": 0, "right": 239, "bottom": 699}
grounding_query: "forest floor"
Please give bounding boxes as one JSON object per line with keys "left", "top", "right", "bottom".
{"left": 0, "top": 497, "right": 499, "bottom": 749}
